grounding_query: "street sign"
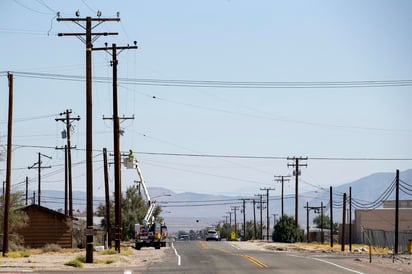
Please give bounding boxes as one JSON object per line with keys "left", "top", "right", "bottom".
{"left": 231, "top": 231, "right": 236, "bottom": 240}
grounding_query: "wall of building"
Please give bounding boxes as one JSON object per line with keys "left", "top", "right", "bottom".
{"left": 19, "top": 206, "right": 73, "bottom": 248}
{"left": 354, "top": 208, "right": 412, "bottom": 244}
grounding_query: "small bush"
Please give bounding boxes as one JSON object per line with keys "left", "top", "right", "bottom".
{"left": 101, "top": 258, "right": 115, "bottom": 264}
{"left": 75, "top": 254, "right": 86, "bottom": 263}
{"left": 42, "top": 243, "right": 62, "bottom": 253}
{"left": 64, "top": 254, "right": 86, "bottom": 268}
{"left": 99, "top": 248, "right": 117, "bottom": 255}
{"left": 64, "top": 259, "right": 83, "bottom": 268}
{"left": 120, "top": 248, "right": 134, "bottom": 256}
{"left": 4, "top": 251, "right": 30, "bottom": 258}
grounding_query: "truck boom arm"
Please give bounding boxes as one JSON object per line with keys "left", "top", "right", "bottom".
{"left": 134, "top": 159, "right": 156, "bottom": 225}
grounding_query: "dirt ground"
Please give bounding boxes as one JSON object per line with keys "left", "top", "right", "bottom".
{"left": 230, "top": 241, "right": 412, "bottom": 273}
{"left": 0, "top": 241, "right": 410, "bottom": 273}
{"left": 0, "top": 245, "right": 167, "bottom": 272}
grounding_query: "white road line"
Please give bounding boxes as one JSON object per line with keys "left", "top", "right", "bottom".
{"left": 229, "top": 242, "right": 241, "bottom": 250}
{"left": 171, "top": 242, "right": 181, "bottom": 266}
{"left": 312, "top": 257, "right": 364, "bottom": 274}
{"left": 287, "top": 254, "right": 364, "bottom": 274}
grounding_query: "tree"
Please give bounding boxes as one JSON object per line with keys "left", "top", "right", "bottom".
{"left": 96, "top": 185, "right": 162, "bottom": 241}
{"left": 0, "top": 192, "right": 28, "bottom": 247}
{"left": 272, "top": 215, "right": 302, "bottom": 243}
{"left": 313, "top": 214, "right": 339, "bottom": 232}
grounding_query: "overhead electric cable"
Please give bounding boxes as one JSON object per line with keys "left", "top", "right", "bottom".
{"left": 3, "top": 71, "right": 412, "bottom": 89}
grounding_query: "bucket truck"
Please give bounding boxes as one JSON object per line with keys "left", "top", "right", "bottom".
{"left": 124, "top": 156, "right": 168, "bottom": 250}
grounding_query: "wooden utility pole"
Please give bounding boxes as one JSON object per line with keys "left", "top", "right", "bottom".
{"left": 103, "top": 148, "right": 112, "bottom": 249}
{"left": 330, "top": 186, "right": 333, "bottom": 247}
{"left": 349, "top": 187, "right": 352, "bottom": 251}
{"left": 56, "top": 109, "right": 80, "bottom": 217}
{"left": 341, "top": 192, "right": 347, "bottom": 251}
{"left": 28, "top": 153, "right": 51, "bottom": 206}
{"left": 25, "top": 176, "right": 29, "bottom": 206}
{"left": 287, "top": 157, "right": 308, "bottom": 228}
{"left": 3, "top": 72, "right": 13, "bottom": 256}
{"left": 231, "top": 206, "right": 240, "bottom": 240}
{"left": 261, "top": 187, "right": 275, "bottom": 241}
{"left": 395, "top": 169, "right": 399, "bottom": 254}
{"left": 226, "top": 211, "right": 232, "bottom": 228}
{"left": 242, "top": 199, "right": 246, "bottom": 241}
{"left": 57, "top": 12, "right": 119, "bottom": 263}
{"left": 97, "top": 42, "right": 137, "bottom": 252}
{"left": 255, "top": 194, "right": 264, "bottom": 240}
{"left": 253, "top": 199, "right": 257, "bottom": 239}
{"left": 274, "top": 175, "right": 290, "bottom": 218}
{"left": 304, "top": 203, "right": 325, "bottom": 243}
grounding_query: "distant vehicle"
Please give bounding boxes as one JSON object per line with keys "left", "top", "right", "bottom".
{"left": 206, "top": 230, "right": 220, "bottom": 241}
{"left": 179, "top": 234, "right": 190, "bottom": 241}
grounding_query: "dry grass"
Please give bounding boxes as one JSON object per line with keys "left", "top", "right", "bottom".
{"left": 3, "top": 251, "right": 30, "bottom": 258}
{"left": 294, "top": 242, "right": 392, "bottom": 254}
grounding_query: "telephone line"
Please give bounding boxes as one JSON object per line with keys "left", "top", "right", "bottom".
{"left": 2, "top": 71, "right": 412, "bottom": 89}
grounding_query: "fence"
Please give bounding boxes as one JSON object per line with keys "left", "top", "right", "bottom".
{"left": 363, "top": 229, "right": 412, "bottom": 252}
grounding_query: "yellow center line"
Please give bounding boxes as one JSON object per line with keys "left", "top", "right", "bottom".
{"left": 198, "top": 241, "right": 208, "bottom": 249}
{"left": 240, "top": 254, "right": 268, "bottom": 268}
{"left": 214, "top": 248, "right": 268, "bottom": 269}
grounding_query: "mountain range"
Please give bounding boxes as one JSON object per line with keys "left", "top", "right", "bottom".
{"left": 34, "top": 169, "right": 412, "bottom": 233}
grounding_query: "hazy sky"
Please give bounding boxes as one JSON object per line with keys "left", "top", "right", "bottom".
{"left": 1, "top": 1, "right": 411, "bottom": 201}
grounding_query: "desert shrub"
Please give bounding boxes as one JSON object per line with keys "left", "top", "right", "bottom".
{"left": 42, "top": 243, "right": 62, "bottom": 253}
{"left": 99, "top": 248, "right": 117, "bottom": 255}
{"left": 4, "top": 250, "right": 30, "bottom": 258}
{"left": 272, "top": 215, "right": 302, "bottom": 243}
{"left": 64, "top": 255, "right": 85, "bottom": 268}
{"left": 64, "top": 259, "right": 83, "bottom": 268}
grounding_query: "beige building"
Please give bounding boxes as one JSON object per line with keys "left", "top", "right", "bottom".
{"left": 354, "top": 200, "right": 412, "bottom": 251}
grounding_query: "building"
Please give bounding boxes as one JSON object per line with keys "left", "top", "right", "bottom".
{"left": 18, "top": 204, "right": 73, "bottom": 248}
{"left": 354, "top": 200, "right": 412, "bottom": 251}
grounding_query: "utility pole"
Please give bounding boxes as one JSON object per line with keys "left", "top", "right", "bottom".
{"left": 25, "top": 176, "right": 28, "bottom": 206}
{"left": 3, "top": 72, "right": 13, "bottom": 256}
{"left": 321, "top": 201, "right": 324, "bottom": 244}
{"left": 395, "top": 169, "right": 399, "bottom": 255}
{"left": 349, "top": 187, "right": 352, "bottom": 251}
{"left": 341, "top": 192, "right": 347, "bottom": 251}
{"left": 57, "top": 11, "right": 119, "bottom": 263}
{"left": 222, "top": 215, "right": 228, "bottom": 224}
{"left": 287, "top": 157, "right": 307, "bottom": 228}
{"left": 330, "top": 186, "right": 333, "bottom": 247}
{"left": 97, "top": 42, "right": 137, "bottom": 252}
{"left": 261, "top": 187, "right": 275, "bottom": 241}
{"left": 272, "top": 213, "right": 278, "bottom": 228}
{"left": 274, "top": 175, "right": 290, "bottom": 218}
{"left": 253, "top": 199, "right": 257, "bottom": 239}
{"left": 231, "top": 206, "right": 240, "bottom": 240}
{"left": 304, "top": 203, "right": 326, "bottom": 243}
{"left": 56, "top": 145, "right": 68, "bottom": 214}
{"left": 56, "top": 109, "right": 80, "bottom": 217}
{"left": 28, "top": 153, "right": 52, "bottom": 206}
{"left": 255, "top": 194, "right": 264, "bottom": 240}
{"left": 103, "top": 148, "right": 112, "bottom": 249}
{"left": 305, "top": 202, "right": 310, "bottom": 243}
{"left": 226, "top": 211, "right": 232, "bottom": 229}
{"left": 242, "top": 199, "right": 246, "bottom": 241}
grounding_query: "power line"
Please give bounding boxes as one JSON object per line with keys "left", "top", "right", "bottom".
{"left": 2, "top": 71, "right": 412, "bottom": 89}
{"left": 5, "top": 144, "right": 412, "bottom": 161}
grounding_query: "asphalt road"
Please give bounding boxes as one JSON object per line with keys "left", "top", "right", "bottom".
{"left": 144, "top": 240, "right": 364, "bottom": 274}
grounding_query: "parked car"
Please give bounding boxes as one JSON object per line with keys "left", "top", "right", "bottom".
{"left": 206, "top": 230, "right": 220, "bottom": 241}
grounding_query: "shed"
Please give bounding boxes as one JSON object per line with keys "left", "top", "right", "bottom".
{"left": 18, "top": 204, "right": 73, "bottom": 248}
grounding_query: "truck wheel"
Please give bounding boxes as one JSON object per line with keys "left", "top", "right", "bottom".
{"left": 135, "top": 243, "right": 142, "bottom": 250}
{"left": 154, "top": 244, "right": 161, "bottom": 249}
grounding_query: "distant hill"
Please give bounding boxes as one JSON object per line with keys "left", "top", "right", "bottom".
{"left": 26, "top": 169, "right": 412, "bottom": 232}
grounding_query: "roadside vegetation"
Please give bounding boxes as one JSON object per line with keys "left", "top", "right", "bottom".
{"left": 64, "top": 255, "right": 85, "bottom": 268}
